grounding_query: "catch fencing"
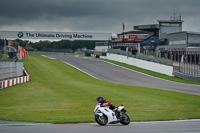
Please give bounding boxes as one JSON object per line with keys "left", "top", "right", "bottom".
{"left": 179, "top": 62, "right": 200, "bottom": 77}
{"left": 28, "top": 51, "right": 67, "bottom": 55}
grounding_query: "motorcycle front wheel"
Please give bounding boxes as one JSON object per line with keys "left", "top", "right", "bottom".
{"left": 95, "top": 115, "right": 108, "bottom": 126}
{"left": 120, "top": 113, "right": 130, "bottom": 125}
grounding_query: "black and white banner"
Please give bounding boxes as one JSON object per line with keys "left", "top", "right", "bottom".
{"left": 0, "top": 31, "right": 112, "bottom": 40}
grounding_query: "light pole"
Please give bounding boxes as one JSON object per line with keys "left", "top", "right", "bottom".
{"left": 70, "top": 39, "right": 74, "bottom": 53}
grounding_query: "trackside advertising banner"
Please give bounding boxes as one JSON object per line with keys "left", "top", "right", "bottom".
{"left": 0, "top": 31, "right": 112, "bottom": 40}
{"left": 0, "top": 81, "right": 2, "bottom": 89}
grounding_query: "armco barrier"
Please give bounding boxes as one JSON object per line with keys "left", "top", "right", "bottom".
{"left": 174, "top": 71, "right": 200, "bottom": 82}
{"left": 0, "top": 68, "right": 30, "bottom": 89}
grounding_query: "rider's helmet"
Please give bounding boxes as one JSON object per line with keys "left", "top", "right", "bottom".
{"left": 97, "top": 96, "right": 103, "bottom": 103}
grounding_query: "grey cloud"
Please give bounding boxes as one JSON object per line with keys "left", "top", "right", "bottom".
{"left": 0, "top": 0, "right": 200, "bottom": 33}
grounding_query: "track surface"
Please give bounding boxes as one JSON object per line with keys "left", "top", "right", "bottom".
{"left": 47, "top": 54, "right": 200, "bottom": 96}
{"left": 1, "top": 120, "right": 200, "bottom": 133}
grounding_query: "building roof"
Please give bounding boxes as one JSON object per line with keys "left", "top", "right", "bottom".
{"left": 167, "top": 31, "right": 200, "bottom": 35}
{"left": 157, "top": 20, "right": 184, "bottom": 23}
{"left": 118, "top": 30, "right": 153, "bottom": 36}
{"left": 134, "top": 24, "right": 159, "bottom": 30}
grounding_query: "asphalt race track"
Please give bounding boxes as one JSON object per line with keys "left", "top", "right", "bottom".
{"left": 1, "top": 119, "right": 200, "bottom": 133}
{"left": 47, "top": 54, "right": 200, "bottom": 96}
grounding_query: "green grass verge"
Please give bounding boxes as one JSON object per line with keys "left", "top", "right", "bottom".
{"left": 1, "top": 54, "right": 8, "bottom": 60}
{"left": 98, "top": 58, "right": 200, "bottom": 85}
{"left": 0, "top": 55, "right": 200, "bottom": 124}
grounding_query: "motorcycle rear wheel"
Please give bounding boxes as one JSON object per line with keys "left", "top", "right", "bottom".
{"left": 95, "top": 115, "right": 108, "bottom": 126}
{"left": 120, "top": 113, "right": 130, "bottom": 125}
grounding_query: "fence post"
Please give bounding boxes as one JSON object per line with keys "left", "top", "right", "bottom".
{"left": 0, "top": 81, "right": 2, "bottom": 89}
{"left": 179, "top": 57, "right": 180, "bottom": 72}
{"left": 198, "top": 54, "right": 200, "bottom": 77}
{"left": 191, "top": 55, "right": 192, "bottom": 75}
{"left": 195, "top": 55, "right": 196, "bottom": 76}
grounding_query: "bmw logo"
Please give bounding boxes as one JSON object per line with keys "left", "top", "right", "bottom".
{"left": 17, "top": 32, "right": 24, "bottom": 38}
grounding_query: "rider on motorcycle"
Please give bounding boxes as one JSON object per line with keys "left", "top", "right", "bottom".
{"left": 96, "top": 96, "right": 116, "bottom": 110}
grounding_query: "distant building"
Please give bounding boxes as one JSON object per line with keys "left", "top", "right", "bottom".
{"left": 112, "top": 14, "right": 200, "bottom": 63}
{"left": 134, "top": 24, "right": 159, "bottom": 36}
{"left": 155, "top": 15, "right": 200, "bottom": 63}
{"left": 158, "top": 19, "right": 183, "bottom": 39}
{"left": 114, "top": 30, "right": 154, "bottom": 43}
{"left": 111, "top": 28, "right": 159, "bottom": 54}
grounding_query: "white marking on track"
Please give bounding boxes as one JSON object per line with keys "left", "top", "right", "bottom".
{"left": 42, "top": 55, "right": 98, "bottom": 79}
{"left": 62, "top": 61, "right": 98, "bottom": 79}
{"left": 41, "top": 55, "right": 56, "bottom": 59}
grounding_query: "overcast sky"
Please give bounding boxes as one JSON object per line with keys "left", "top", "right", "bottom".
{"left": 0, "top": 0, "right": 200, "bottom": 35}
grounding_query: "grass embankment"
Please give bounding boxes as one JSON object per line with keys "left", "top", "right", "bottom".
{"left": 98, "top": 58, "right": 200, "bottom": 85}
{"left": 0, "top": 55, "right": 200, "bottom": 123}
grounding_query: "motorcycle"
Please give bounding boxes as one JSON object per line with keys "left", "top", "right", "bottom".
{"left": 94, "top": 103, "right": 130, "bottom": 126}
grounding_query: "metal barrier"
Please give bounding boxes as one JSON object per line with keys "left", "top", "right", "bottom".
{"left": 28, "top": 51, "right": 55, "bottom": 55}
{"left": 179, "top": 62, "right": 200, "bottom": 77}
{"left": 174, "top": 71, "right": 200, "bottom": 82}
{"left": 28, "top": 51, "right": 66, "bottom": 55}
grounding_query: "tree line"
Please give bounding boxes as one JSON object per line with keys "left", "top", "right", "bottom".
{"left": 10, "top": 39, "right": 96, "bottom": 51}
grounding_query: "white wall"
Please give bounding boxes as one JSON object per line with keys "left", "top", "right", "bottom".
{"left": 0, "top": 61, "right": 23, "bottom": 80}
{"left": 95, "top": 46, "right": 108, "bottom": 52}
{"left": 101, "top": 53, "right": 173, "bottom": 76}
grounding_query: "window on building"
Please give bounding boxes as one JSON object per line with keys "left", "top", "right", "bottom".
{"left": 160, "top": 23, "right": 181, "bottom": 27}
{"left": 169, "top": 40, "right": 186, "bottom": 45}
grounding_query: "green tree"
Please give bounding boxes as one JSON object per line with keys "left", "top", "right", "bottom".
{"left": 13, "top": 39, "right": 27, "bottom": 48}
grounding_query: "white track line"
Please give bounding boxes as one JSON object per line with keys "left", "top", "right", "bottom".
{"left": 42, "top": 55, "right": 97, "bottom": 79}
{"left": 62, "top": 61, "right": 98, "bottom": 79}
{"left": 41, "top": 55, "right": 56, "bottom": 59}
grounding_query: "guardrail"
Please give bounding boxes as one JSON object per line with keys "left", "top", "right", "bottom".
{"left": 28, "top": 51, "right": 68, "bottom": 55}
{"left": 179, "top": 62, "right": 200, "bottom": 77}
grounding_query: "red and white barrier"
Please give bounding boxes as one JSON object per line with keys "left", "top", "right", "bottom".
{"left": 91, "top": 54, "right": 96, "bottom": 58}
{"left": 0, "top": 68, "right": 30, "bottom": 89}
